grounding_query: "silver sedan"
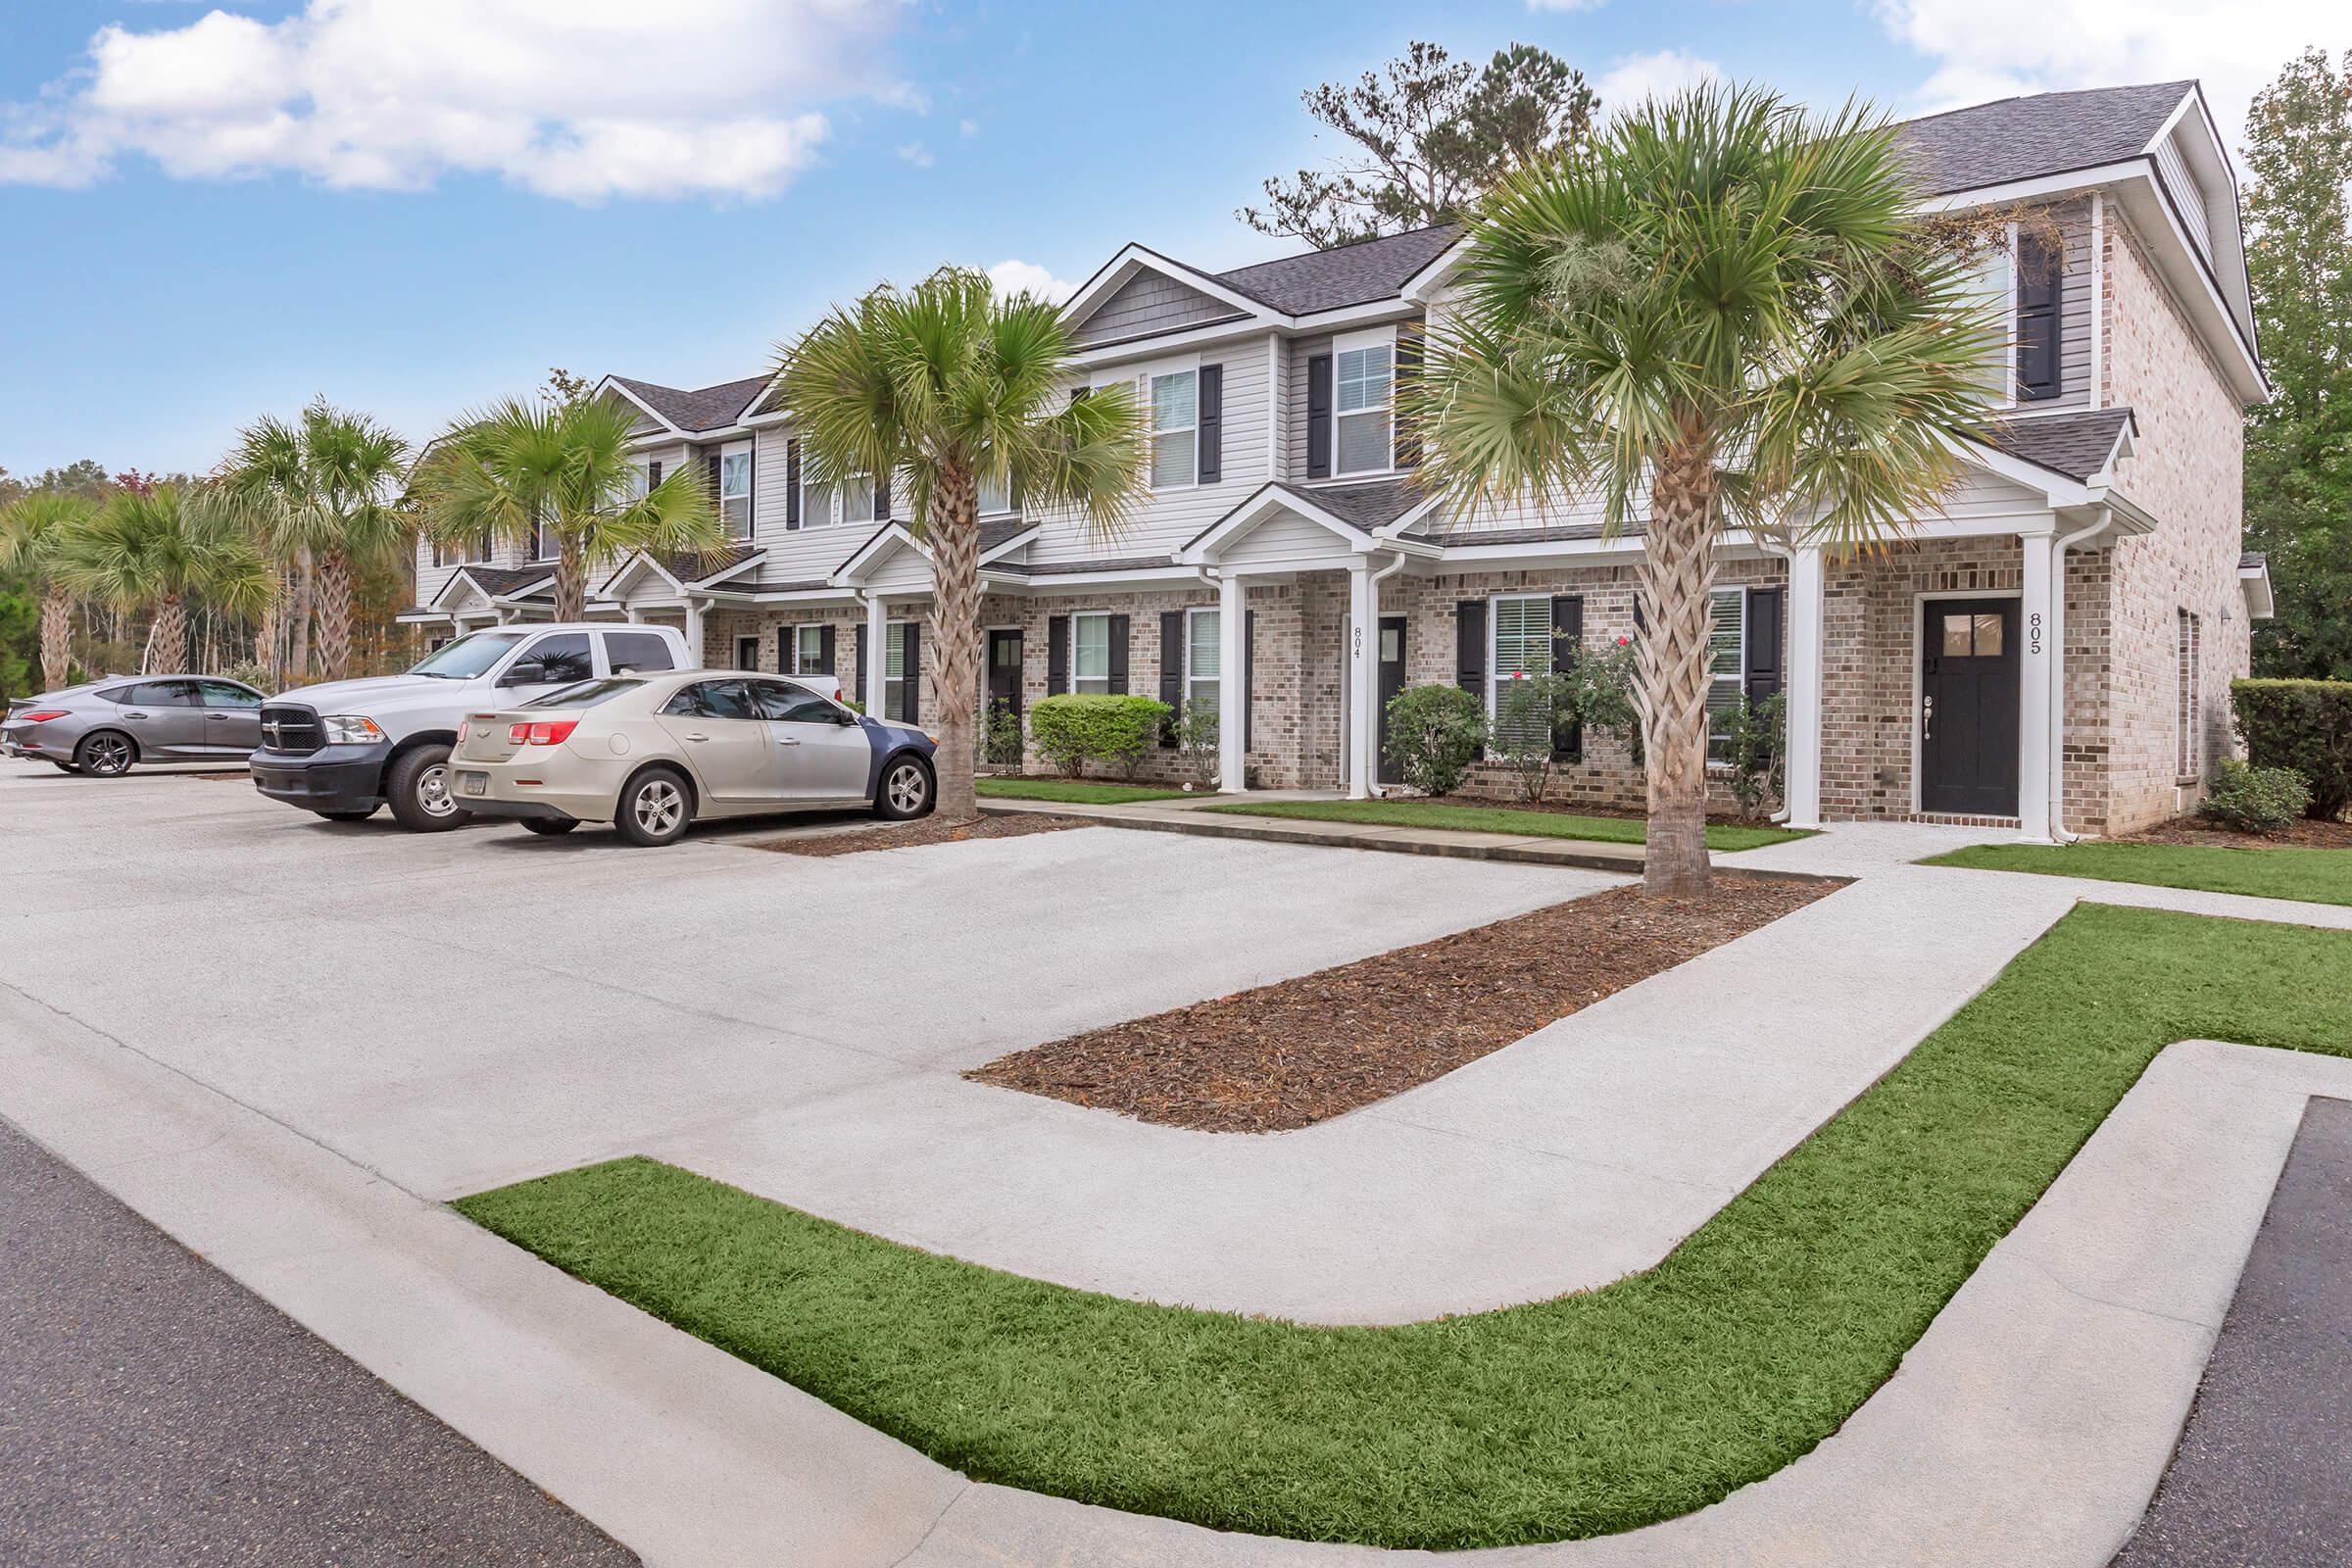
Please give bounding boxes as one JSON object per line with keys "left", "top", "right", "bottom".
{"left": 1, "top": 676, "right": 268, "bottom": 776}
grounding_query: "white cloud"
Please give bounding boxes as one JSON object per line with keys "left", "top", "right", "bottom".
{"left": 958, "top": 118, "right": 981, "bottom": 138}
{"left": 1526, "top": 0, "right": 1608, "bottom": 10}
{"left": 896, "top": 140, "right": 933, "bottom": 168}
{"left": 0, "top": 0, "right": 909, "bottom": 202}
{"left": 1873, "top": 0, "right": 2351, "bottom": 145}
{"left": 986, "top": 259, "right": 1074, "bottom": 305}
{"left": 1595, "top": 49, "right": 1722, "bottom": 114}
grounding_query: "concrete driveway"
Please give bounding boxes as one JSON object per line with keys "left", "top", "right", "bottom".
{"left": 0, "top": 760, "right": 1582, "bottom": 1200}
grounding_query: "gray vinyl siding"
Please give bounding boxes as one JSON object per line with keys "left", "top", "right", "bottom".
{"left": 2150, "top": 135, "right": 2210, "bottom": 263}
{"left": 739, "top": 422, "right": 874, "bottom": 589}
{"left": 1070, "top": 271, "right": 1248, "bottom": 347}
{"left": 1024, "top": 334, "right": 1274, "bottom": 565}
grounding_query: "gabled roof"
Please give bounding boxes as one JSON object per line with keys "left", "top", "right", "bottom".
{"left": 609, "top": 374, "right": 771, "bottom": 433}
{"left": 596, "top": 543, "right": 767, "bottom": 597}
{"left": 1212, "top": 224, "right": 1464, "bottom": 315}
{"left": 1973, "top": 407, "right": 2136, "bottom": 483}
{"left": 1893, "top": 81, "right": 2195, "bottom": 196}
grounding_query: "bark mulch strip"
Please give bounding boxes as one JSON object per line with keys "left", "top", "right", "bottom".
{"left": 746, "top": 811, "right": 1089, "bottom": 858}
{"left": 965, "top": 872, "right": 1843, "bottom": 1132}
{"left": 2119, "top": 813, "right": 2352, "bottom": 851}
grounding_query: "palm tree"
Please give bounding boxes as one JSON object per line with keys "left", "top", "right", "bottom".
{"left": 413, "top": 394, "right": 725, "bottom": 620}
{"left": 1415, "top": 84, "right": 2001, "bottom": 897}
{"left": 778, "top": 268, "right": 1150, "bottom": 821}
{"left": 57, "top": 485, "right": 273, "bottom": 674}
{"left": 0, "top": 492, "right": 98, "bottom": 691}
{"left": 224, "top": 403, "right": 412, "bottom": 683}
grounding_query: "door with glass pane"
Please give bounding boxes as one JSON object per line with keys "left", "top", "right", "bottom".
{"left": 986, "top": 630, "right": 1023, "bottom": 757}
{"left": 1919, "top": 598, "right": 2020, "bottom": 815}
{"left": 1376, "top": 616, "right": 1406, "bottom": 783}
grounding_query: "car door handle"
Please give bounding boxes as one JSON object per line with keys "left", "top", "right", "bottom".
{"left": 124, "top": 710, "right": 148, "bottom": 719}
{"left": 776, "top": 735, "right": 801, "bottom": 746}
{"left": 207, "top": 712, "right": 229, "bottom": 720}
{"left": 684, "top": 732, "right": 710, "bottom": 742}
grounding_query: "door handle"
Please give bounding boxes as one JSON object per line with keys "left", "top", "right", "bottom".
{"left": 684, "top": 732, "right": 709, "bottom": 742}
{"left": 1921, "top": 694, "right": 1935, "bottom": 743}
{"left": 207, "top": 713, "right": 229, "bottom": 720}
{"left": 124, "top": 710, "right": 148, "bottom": 719}
{"left": 776, "top": 735, "right": 801, "bottom": 746}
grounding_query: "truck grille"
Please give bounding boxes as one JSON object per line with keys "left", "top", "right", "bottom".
{"left": 257, "top": 704, "right": 324, "bottom": 756}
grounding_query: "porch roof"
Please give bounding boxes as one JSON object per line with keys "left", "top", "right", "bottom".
{"left": 1973, "top": 408, "right": 2136, "bottom": 484}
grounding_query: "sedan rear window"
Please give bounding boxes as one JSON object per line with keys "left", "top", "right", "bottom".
{"left": 524, "top": 678, "right": 643, "bottom": 710}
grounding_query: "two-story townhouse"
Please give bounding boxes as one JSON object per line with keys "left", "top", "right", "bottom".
{"left": 411, "top": 78, "right": 2273, "bottom": 841}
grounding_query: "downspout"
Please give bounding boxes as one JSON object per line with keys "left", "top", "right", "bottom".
{"left": 2044, "top": 510, "right": 2111, "bottom": 843}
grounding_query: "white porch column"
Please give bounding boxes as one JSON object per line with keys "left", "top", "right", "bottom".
{"left": 682, "top": 597, "right": 706, "bottom": 666}
{"left": 863, "top": 593, "right": 889, "bottom": 713}
{"left": 1347, "top": 557, "right": 1377, "bottom": 799}
{"left": 2018, "top": 529, "right": 2056, "bottom": 841}
{"left": 1783, "top": 546, "right": 1826, "bottom": 830}
{"left": 1217, "top": 570, "right": 1248, "bottom": 793}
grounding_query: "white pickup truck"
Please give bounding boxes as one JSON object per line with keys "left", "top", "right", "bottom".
{"left": 249, "top": 622, "right": 698, "bottom": 830}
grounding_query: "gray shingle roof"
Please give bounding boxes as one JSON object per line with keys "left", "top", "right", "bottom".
{"left": 1273, "top": 478, "right": 1425, "bottom": 532}
{"left": 991, "top": 553, "right": 1178, "bottom": 578}
{"left": 459, "top": 565, "right": 554, "bottom": 597}
{"left": 1214, "top": 224, "right": 1462, "bottom": 315}
{"left": 1893, "top": 81, "right": 2194, "bottom": 196}
{"left": 1420, "top": 521, "right": 1637, "bottom": 547}
{"left": 612, "top": 374, "right": 771, "bottom": 432}
{"left": 1975, "top": 407, "right": 2135, "bottom": 481}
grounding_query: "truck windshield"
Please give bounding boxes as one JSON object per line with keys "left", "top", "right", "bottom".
{"left": 523, "top": 678, "right": 643, "bottom": 710}
{"left": 408, "top": 631, "right": 525, "bottom": 679}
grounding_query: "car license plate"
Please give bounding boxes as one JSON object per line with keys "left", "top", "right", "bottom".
{"left": 460, "top": 771, "right": 487, "bottom": 797}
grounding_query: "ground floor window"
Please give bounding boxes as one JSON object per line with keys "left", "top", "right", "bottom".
{"left": 1489, "top": 594, "right": 1552, "bottom": 751}
{"left": 735, "top": 635, "right": 760, "bottom": 671}
{"left": 1071, "top": 612, "right": 1111, "bottom": 695}
{"left": 2176, "top": 609, "right": 2201, "bottom": 780}
{"left": 1704, "top": 587, "right": 1750, "bottom": 760}
{"left": 792, "top": 623, "right": 825, "bottom": 674}
{"left": 886, "top": 622, "right": 912, "bottom": 717}
{"left": 1185, "top": 608, "right": 1220, "bottom": 717}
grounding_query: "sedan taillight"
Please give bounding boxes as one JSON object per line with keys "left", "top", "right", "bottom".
{"left": 17, "top": 710, "right": 69, "bottom": 722}
{"left": 508, "top": 720, "right": 578, "bottom": 747}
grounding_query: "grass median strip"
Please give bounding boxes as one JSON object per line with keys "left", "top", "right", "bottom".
{"left": 975, "top": 778, "right": 1207, "bottom": 805}
{"left": 1923, "top": 840, "right": 2352, "bottom": 907}
{"left": 456, "top": 905, "right": 2352, "bottom": 1549}
{"left": 1199, "top": 797, "right": 1811, "bottom": 852}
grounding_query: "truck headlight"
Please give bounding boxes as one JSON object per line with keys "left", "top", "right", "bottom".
{"left": 322, "top": 715, "right": 387, "bottom": 745}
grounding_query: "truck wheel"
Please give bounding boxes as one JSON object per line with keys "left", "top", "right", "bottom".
{"left": 74, "top": 731, "right": 137, "bottom": 778}
{"left": 386, "top": 744, "right": 470, "bottom": 833}
{"left": 613, "top": 767, "right": 693, "bottom": 847}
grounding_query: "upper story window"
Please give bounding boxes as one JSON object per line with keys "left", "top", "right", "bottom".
{"left": 1150, "top": 369, "right": 1198, "bottom": 488}
{"left": 979, "top": 470, "right": 1012, "bottom": 516}
{"left": 532, "top": 517, "right": 558, "bottom": 562}
{"left": 1334, "top": 333, "right": 1395, "bottom": 475}
{"left": 803, "top": 465, "right": 877, "bottom": 528}
{"left": 718, "top": 443, "right": 753, "bottom": 535}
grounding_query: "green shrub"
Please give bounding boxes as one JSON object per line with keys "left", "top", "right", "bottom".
{"left": 984, "top": 703, "right": 1023, "bottom": 767}
{"left": 2233, "top": 679, "right": 2352, "bottom": 819}
{"left": 215, "top": 660, "right": 276, "bottom": 694}
{"left": 1027, "top": 694, "right": 1171, "bottom": 779}
{"left": 2196, "top": 757, "right": 2312, "bottom": 833}
{"left": 1173, "top": 699, "right": 1221, "bottom": 783}
{"left": 1493, "top": 673, "right": 1579, "bottom": 803}
{"left": 1383, "top": 684, "right": 1488, "bottom": 797}
{"left": 1719, "top": 691, "right": 1787, "bottom": 821}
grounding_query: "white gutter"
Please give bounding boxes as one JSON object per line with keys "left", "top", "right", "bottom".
{"left": 2044, "top": 510, "right": 2113, "bottom": 842}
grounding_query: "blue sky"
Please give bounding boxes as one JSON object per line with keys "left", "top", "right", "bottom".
{"left": 1, "top": 0, "right": 2338, "bottom": 477}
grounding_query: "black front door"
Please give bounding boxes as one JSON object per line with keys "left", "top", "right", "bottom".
{"left": 986, "top": 629, "right": 1023, "bottom": 756}
{"left": 1376, "top": 615, "right": 1407, "bottom": 785}
{"left": 1920, "top": 598, "right": 2020, "bottom": 816}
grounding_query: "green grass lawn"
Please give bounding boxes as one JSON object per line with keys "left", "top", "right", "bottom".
{"left": 974, "top": 777, "right": 1206, "bottom": 806}
{"left": 458, "top": 905, "right": 2352, "bottom": 1549}
{"left": 1199, "top": 797, "right": 1810, "bottom": 852}
{"left": 1923, "top": 840, "right": 2352, "bottom": 907}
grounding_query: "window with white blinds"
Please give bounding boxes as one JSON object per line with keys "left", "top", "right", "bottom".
{"left": 1150, "top": 370, "right": 1198, "bottom": 488}
{"left": 1072, "top": 612, "right": 1111, "bottom": 694}
{"left": 1186, "top": 608, "right": 1220, "bottom": 717}
{"left": 1335, "top": 339, "right": 1394, "bottom": 474}
{"left": 1490, "top": 594, "right": 1552, "bottom": 750}
{"left": 1707, "top": 587, "right": 1746, "bottom": 756}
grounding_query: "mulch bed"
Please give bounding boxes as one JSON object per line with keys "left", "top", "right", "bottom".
{"left": 965, "top": 872, "right": 1842, "bottom": 1133}
{"left": 2116, "top": 813, "right": 2352, "bottom": 851}
{"left": 1425, "top": 793, "right": 1774, "bottom": 828}
{"left": 747, "top": 811, "right": 1088, "bottom": 858}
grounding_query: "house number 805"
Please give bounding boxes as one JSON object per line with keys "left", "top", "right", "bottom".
{"left": 2029, "top": 612, "right": 2043, "bottom": 656}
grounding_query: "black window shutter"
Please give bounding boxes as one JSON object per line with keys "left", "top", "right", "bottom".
{"left": 1455, "top": 599, "right": 1488, "bottom": 700}
{"left": 1198, "top": 365, "right": 1223, "bottom": 483}
{"left": 1393, "top": 329, "right": 1422, "bottom": 468}
{"left": 818, "top": 623, "right": 837, "bottom": 676}
{"left": 648, "top": 459, "right": 662, "bottom": 487}
{"left": 1744, "top": 587, "right": 1784, "bottom": 705}
{"left": 1550, "top": 595, "right": 1584, "bottom": 761}
{"left": 1157, "top": 610, "right": 1185, "bottom": 745}
{"left": 1106, "top": 614, "right": 1130, "bottom": 695}
{"left": 902, "top": 623, "right": 921, "bottom": 722}
{"left": 785, "top": 440, "right": 802, "bottom": 529}
{"left": 854, "top": 622, "right": 868, "bottom": 703}
{"left": 1305, "top": 354, "right": 1333, "bottom": 479}
{"left": 1047, "top": 614, "right": 1068, "bottom": 695}
{"left": 1243, "top": 609, "right": 1255, "bottom": 752}
{"left": 2016, "top": 230, "right": 2062, "bottom": 401}
{"left": 705, "top": 453, "right": 721, "bottom": 500}
{"left": 777, "top": 627, "right": 792, "bottom": 673}
{"left": 875, "top": 471, "right": 892, "bottom": 520}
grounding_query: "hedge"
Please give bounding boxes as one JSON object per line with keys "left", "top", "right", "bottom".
{"left": 2232, "top": 679, "right": 2352, "bottom": 819}
{"left": 1027, "top": 694, "right": 1171, "bottom": 779}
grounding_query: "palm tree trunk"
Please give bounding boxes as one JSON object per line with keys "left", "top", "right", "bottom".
{"left": 290, "top": 547, "right": 316, "bottom": 679}
{"left": 38, "top": 585, "right": 72, "bottom": 691}
{"left": 145, "top": 593, "right": 188, "bottom": 675}
{"left": 556, "top": 530, "right": 586, "bottom": 620}
{"left": 929, "top": 466, "right": 983, "bottom": 822}
{"left": 318, "top": 548, "right": 354, "bottom": 680}
{"left": 1639, "top": 445, "right": 1719, "bottom": 899}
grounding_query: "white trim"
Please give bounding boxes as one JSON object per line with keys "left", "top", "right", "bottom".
{"left": 594, "top": 376, "right": 688, "bottom": 438}
{"left": 1265, "top": 334, "right": 1283, "bottom": 479}
{"left": 2237, "top": 560, "right": 2276, "bottom": 619}
{"left": 1909, "top": 587, "right": 2025, "bottom": 819}
{"left": 2088, "top": 191, "right": 2106, "bottom": 410}
{"left": 1182, "top": 604, "right": 1221, "bottom": 718}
